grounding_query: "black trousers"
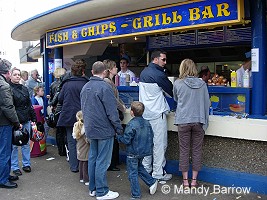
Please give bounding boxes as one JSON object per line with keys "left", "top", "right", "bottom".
{"left": 110, "top": 137, "right": 120, "bottom": 168}
{"left": 56, "top": 126, "right": 67, "bottom": 156}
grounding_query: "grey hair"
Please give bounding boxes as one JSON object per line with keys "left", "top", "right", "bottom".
{"left": 92, "top": 61, "right": 106, "bottom": 75}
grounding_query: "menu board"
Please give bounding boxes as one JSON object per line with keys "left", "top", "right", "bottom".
{"left": 148, "top": 34, "right": 170, "bottom": 48}
{"left": 147, "top": 26, "right": 251, "bottom": 49}
{"left": 198, "top": 30, "right": 224, "bottom": 44}
{"left": 225, "top": 27, "right": 251, "bottom": 43}
{"left": 172, "top": 33, "right": 196, "bottom": 46}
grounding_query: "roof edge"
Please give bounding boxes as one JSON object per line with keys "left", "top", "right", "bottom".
{"left": 11, "top": 0, "right": 89, "bottom": 40}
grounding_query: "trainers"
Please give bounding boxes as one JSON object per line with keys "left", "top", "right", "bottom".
{"left": 89, "top": 190, "right": 96, "bottom": 197}
{"left": 80, "top": 180, "right": 84, "bottom": 183}
{"left": 156, "top": 173, "right": 172, "bottom": 181}
{"left": 22, "top": 166, "right": 31, "bottom": 173}
{"left": 149, "top": 180, "right": 158, "bottom": 195}
{"left": 96, "top": 190, "right": 119, "bottom": 200}
{"left": 85, "top": 182, "right": 89, "bottom": 186}
{"left": 13, "top": 169, "right": 22, "bottom": 176}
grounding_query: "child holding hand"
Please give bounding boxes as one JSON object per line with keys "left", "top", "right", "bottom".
{"left": 117, "top": 101, "right": 157, "bottom": 199}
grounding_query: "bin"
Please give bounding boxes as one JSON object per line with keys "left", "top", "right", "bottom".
{"left": 30, "top": 105, "right": 46, "bottom": 157}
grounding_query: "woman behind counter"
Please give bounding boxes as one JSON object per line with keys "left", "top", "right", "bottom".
{"left": 9, "top": 67, "right": 37, "bottom": 176}
{"left": 173, "top": 59, "right": 210, "bottom": 188}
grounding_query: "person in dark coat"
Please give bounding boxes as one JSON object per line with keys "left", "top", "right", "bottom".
{"left": 0, "top": 59, "right": 21, "bottom": 189}
{"left": 48, "top": 68, "right": 67, "bottom": 156}
{"left": 57, "top": 59, "right": 89, "bottom": 172}
{"left": 9, "top": 68, "right": 37, "bottom": 176}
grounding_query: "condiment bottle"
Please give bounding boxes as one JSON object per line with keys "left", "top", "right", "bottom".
{"left": 231, "top": 70, "right": 237, "bottom": 87}
{"left": 243, "top": 69, "right": 250, "bottom": 88}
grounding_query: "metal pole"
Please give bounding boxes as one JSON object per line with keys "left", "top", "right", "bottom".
{"left": 251, "top": 0, "right": 266, "bottom": 115}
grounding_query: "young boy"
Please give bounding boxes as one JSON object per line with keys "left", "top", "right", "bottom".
{"left": 116, "top": 101, "right": 157, "bottom": 199}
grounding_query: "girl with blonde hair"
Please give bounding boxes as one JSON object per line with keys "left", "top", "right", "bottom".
{"left": 173, "top": 58, "right": 210, "bottom": 188}
{"left": 72, "top": 110, "right": 89, "bottom": 185}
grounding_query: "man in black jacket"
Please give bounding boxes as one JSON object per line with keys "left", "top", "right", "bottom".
{"left": 0, "top": 58, "right": 21, "bottom": 189}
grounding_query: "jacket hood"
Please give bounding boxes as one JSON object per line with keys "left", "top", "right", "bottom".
{"left": 183, "top": 77, "right": 205, "bottom": 89}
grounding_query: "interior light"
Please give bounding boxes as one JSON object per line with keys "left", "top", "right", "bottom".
{"left": 110, "top": 40, "right": 113, "bottom": 44}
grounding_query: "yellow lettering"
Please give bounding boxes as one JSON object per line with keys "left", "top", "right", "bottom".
{"left": 133, "top": 18, "right": 142, "bottom": 29}
{"left": 96, "top": 25, "right": 100, "bottom": 35}
{"left": 57, "top": 33, "right": 63, "bottom": 42}
{"left": 154, "top": 14, "right": 160, "bottom": 26}
{"left": 72, "top": 30, "right": 78, "bottom": 39}
{"left": 63, "top": 32, "right": 68, "bottom": 41}
{"left": 81, "top": 28, "right": 87, "bottom": 37}
{"left": 109, "top": 22, "right": 116, "bottom": 32}
{"left": 143, "top": 16, "right": 153, "bottom": 28}
{"left": 217, "top": 3, "right": 230, "bottom": 17}
{"left": 162, "top": 13, "right": 171, "bottom": 25}
{"left": 101, "top": 24, "right": 108, "bottom": 34}
{"left": 49, "top": 34, "right": 55, "bottom": 43}
{"left": 172, "top": 11, "right": 182, "bottom": 23}
{"left": 189, "top": 8, "right": 200, "bottom": 21}
{"left": 88, "top": 26, "right": 95, "bottom": 36}
{"left": 202, "top": 6, "right": 214, "bottom": 19}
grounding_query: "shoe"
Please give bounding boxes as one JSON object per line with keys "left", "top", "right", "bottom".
{"left": 96, "top": 190, "right": 119, "bottom": 199}
{"left": 190, "top": 178, "right": 198, "bottom": 188}
{"left": 71, "top": 169, "right": 79, "bottom": 173}
{"left": 107, "top": 167, "right": 120, "bottom": 171}
{"left": 59, "top": 152, "right": 66, "bottom": 156}
{"left": 80, "top": 180, "right": 84, "bottom": 183}
{"left": 8, "top": 175, "right": 19, "bottom": 181}
{"left": 182, "top": 178, "right": 190, "bottom": 189}
{"left": 22, "top": 166, "right": 31, "bottom": 173}
{"left": 0, "top": 181, "right": 18, "bottom": 189}
{"left": 149, "top": 180, "right": 158, "bottom": 195}
{"left": 89, "top": 190, "right": 96, "bottom": 197}
{"left": 156, "top": 173, "right": 172, "bottom": 181}
{"left": 85, "top": 182, "right": 89, "bottom": 186}
{"left": 13, "top": 169, "right": 22, "bottom": 176}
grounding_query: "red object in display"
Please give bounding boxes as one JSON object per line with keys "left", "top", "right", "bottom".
{"left": 33, "top": 105, "right": 44, "bottom": 123}
{"left": 31, "top": 105, "right": 46, "bottom": 157}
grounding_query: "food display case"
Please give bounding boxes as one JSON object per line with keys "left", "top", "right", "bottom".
{"left": 118, "top": 86, "right": 251, "bottom": 115}
{"left": 208, "top": 86, "right": 251, "bottom": 115}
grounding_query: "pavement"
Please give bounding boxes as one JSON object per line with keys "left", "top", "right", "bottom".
{"left": 1, "top": 144, "right": 266, "bottom": 200}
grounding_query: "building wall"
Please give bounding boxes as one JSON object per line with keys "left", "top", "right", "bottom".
{"left": 166, "top": 132, "right": 267, "bottom": 176}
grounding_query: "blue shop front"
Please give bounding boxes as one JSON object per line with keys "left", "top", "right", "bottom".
{"left": 12, "top": 0, "right": 267, "bottom": 194}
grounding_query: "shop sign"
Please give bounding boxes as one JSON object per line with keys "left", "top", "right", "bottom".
{"left": 46, "top": 0, "right": 244, "bottom": 48}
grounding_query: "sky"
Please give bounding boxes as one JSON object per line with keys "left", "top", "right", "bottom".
{"left": 0, "top": 0, "right": 73, "bottom": 75}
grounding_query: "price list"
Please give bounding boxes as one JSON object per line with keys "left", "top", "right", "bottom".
{"left": 225, "top": 27, "right": 251, "bottom": 43}
{"left": 198, "top": 30, "right": 224, "bottom": 44}
{"left": 148, "top": 34, "right": 170, "bottom": 49}
{"left": 172, "top": 33, "right": 196, "bottom": 47}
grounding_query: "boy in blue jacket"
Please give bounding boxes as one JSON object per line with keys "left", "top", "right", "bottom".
{"left": 117, "top": 101, "right": 157, "bottom": 199}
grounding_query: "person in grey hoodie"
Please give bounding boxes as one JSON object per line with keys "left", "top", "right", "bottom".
{"left": 173, "top": 58, "right": 210, "bottom": 189}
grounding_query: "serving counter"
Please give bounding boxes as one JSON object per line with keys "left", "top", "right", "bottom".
{"left": 119, "top": 86, "right": 267, "bottom": 142}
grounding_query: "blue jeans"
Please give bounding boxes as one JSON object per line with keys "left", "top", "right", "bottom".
{"left": 11, "top": 121, "right": 31, "bottom": 170}
{"left": 127, "top": 156, "right": 156, "bottom": 198}
{"left": 88, "top": 138, "right": 114, "bottom": 197}
{"left": 0, "top": 125, "right": 12, "bottom": 184}
{"left": 66, "top": 126, "right": 78, "bottom": 172}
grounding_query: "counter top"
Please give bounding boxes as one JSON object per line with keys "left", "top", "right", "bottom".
{"left": 122, "top": 110, "right": 267, "bottom": 142}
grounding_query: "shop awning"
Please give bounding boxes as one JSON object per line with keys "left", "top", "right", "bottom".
{"left": 11, "top": 0, "right": 188, "bottom": 41}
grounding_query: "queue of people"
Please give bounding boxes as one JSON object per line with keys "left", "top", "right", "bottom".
{"left": 0, "top": 52, "right": 210, "bottom": 200}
